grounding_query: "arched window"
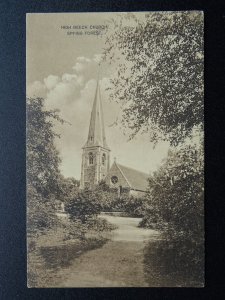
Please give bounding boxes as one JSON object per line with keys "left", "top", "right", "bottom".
{"left": 89, "top": 152, "right": 94, "bottom": 165}
{"left": 102, "top": 153, "right": 106, "bottom": 165}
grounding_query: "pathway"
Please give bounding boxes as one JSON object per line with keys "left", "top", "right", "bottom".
{"left": 58, "top": 213, "right": 159, "bottom": 287}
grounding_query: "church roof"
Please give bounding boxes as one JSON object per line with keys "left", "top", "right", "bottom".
{"left": 84, "top": 80, "right": 109, "bottom": 149}
{"left": 116, "top": 163, "right": 149, "bottom": 191}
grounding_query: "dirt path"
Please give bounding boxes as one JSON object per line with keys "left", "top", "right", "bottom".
{"left": 58, "top": 214, "right": 160, "bottom": 287}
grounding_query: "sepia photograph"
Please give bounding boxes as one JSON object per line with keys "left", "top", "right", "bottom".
{"left": 26, "top": 11, "right": 204, "bottom": 287}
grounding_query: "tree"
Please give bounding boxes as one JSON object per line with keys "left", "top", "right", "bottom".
{"left": 58, "top": 176, "right": 80, "bottom": 203}
{"left": 27, "top": 97, "right": 65, "bottom": 233}
{"left": 104, "top": 11, "right": 203, "bottom": 146}
{"left": 93, "top": 181, "right": 117, "bottom": 211}
{"left": 27, "top": 97, "right": 65, "bottom": 199}
{"left": 140, "top": 141, "right": 204, "bottom": 282}
{"left": 27, "top": 185, "right": 57, "bottom": 235}
{"left": 142, "top": 140, "right": 203, "bottom": 231}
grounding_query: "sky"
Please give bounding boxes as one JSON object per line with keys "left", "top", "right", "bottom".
{"left": 26, "top": 12, "right": 170, "bottom": 180}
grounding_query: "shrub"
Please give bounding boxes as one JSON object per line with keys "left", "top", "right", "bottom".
{"left": 27, "top": 185, "right": 59, "bottom": 235}
{"left": 64, "top": 189, "right": 102, "bottom": 223}
{"left": 141, "top": 141, "right": 204, "bottom": 282}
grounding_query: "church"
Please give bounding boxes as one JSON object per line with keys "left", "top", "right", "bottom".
{"left": 80, "top": 80, "right": 149, "bottom": 197}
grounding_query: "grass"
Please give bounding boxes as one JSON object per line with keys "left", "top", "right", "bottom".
{"left": 27, "top": 217, "right": 114, "bottom": 287}
{"left": 143, "top": 238, "right": 204, "bottom": 287}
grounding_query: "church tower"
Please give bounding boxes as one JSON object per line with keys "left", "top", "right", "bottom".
{"left": 80, "top": 80, "right": 110, "bottom": 189}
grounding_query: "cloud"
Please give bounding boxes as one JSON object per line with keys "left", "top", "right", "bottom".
{"left": 26, "top": 81, "right": 46, "bottom": 98}
{"left": 27, "top": 54, "right": 169, "bottom": 179}
{"left": 27, "top": 54, "right": 102, "bottom": 98}
{"left": 93, "top": 53, "right": 104, "bottom": 64}
{"left": 73, "top": 62, "right": 86, "bottom": 73}
{"left": 62, "top": 73, "right": 77, "bottom": 82}
{"left": 44, "top": 75, "right": 60, "bottom": 90}
{"left": 72, "top": 54, "right": 103, "bottom": 80}
{"left": 45, "top": 74, "right": 84, "bottom": 114}
{"left": 77, "top": 56, "right": 91, "bottom": 63}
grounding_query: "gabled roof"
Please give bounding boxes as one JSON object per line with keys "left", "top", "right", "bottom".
{"left": 116, "top": 163, "right": 149, "bottom": 191}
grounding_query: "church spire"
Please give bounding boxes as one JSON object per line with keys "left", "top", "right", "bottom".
{"left": 80, "top": 78, "right": 110, "bottom": 189}
{"left": 84, "top": 80, "right": 109, "bottom": 149}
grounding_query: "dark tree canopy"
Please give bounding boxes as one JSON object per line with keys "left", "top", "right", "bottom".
{"left": 27, "top": 97, "right": 66, "bottom": 233}
{"left": 141, "top": 141, "right": 204, "bottom": 237}
{"left": 27, "top": 97, "right": 64, "bottom": 198}
{"left": 104, "top": 11, "right": 204, "bottom": 145}
{"left": 140, "top": 141, "right": 204, "bottom": 282}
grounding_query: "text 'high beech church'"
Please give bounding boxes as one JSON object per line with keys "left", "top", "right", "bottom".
{"left": 80, "top": 80, "right": 149, "bottom": 197}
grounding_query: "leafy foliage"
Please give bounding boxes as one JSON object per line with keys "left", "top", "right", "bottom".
{"left": 140, "top": 141, "right": 204, "bottom": 281}
{"left": 79, "top": 182, "right": 145, "bottom": 217}
{"left": 57, "top": 176, "right": 80, "bottom": 202}
{"left": 27, "top": 97, "right": 65, "bottom": 233}
{"left": 121, "top": 195, "right": 145, "bottom": 217}
{"left": 104, "top": 11, "right": 204, "bottom": 145}
{"left": 93, "top": 181, "right": 118, "bottom": 211}
{"left": 27, "top": 98, "right": 113, "bottom": 233}
{"left": 85, "top": 216, "right": 117, "bottom": 232}
{"left": 143, "top": 238, "right": 204, "bottom": 286}
{"left": 27, "top": 97, "right": 64, "bottom": 198}
{"left": 27, "top": 185, "right": 58, "bottom": 235}
{"left": 65, "top": 188, "right": 102, "bottom": 223}
{"left": 141, "top": 141, "right": 204, "bottom": 233}
{"left": 104, "top": 12, "right": 204, "bottom": 283}
{"left": 27, "top": 97, "right": 118, "bottom": 287}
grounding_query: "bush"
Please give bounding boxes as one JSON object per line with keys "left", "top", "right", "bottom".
{"left": 27, "top": 185, "right": 59, "bottom": 235}
{"left": 92, "top": 182, "right": 145, "bottom": 216}
{"left": 141, "top": 141, "right": 204, "bottom": 282}
{"left": 122, "top": 195, "right": 145, "bottom": 217}
{"left": 93, "top": 181, "right": 117, "bottom": 211}
{"left": 85, "top": 217, "right": 117, "bottom": 232}
{"left": 65, "top": 189, "right": 102, "bottom": 223}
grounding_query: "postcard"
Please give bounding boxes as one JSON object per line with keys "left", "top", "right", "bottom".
{"left": 26, "top": 11, "right": 204, "bottom": 287}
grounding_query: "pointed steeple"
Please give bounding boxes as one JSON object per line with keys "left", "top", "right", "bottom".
{"left": 80, "top": 78, "right": 110, "bottom": 189}
{"left": 84, "top": 80, "right": 109, "bottom": 149}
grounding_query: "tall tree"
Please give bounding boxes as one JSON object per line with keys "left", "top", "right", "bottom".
{"left": 142, "top": 141, "right": 204, "bottom": 233}
{"left": 27, "top": 97, "right": 64, "bottom": 199}
{"left": 27, "top": 97, "right": 65, "bottom": 232}
{"left": 140, "top": 141, "right": 204, "bottom": 282}
{"left": 104, "top": 11, "right": 204, "bottom": 145}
